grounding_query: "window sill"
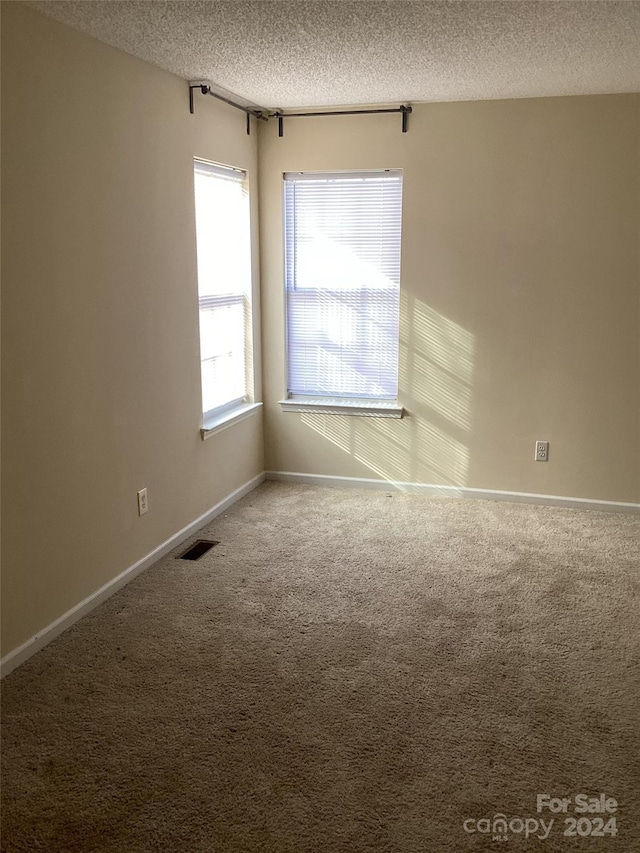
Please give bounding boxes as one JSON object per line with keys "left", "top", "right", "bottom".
{"left": 200, "top": 402, "right": 263, "bottom": 440}
{"left": 278, "top": 398, "right": 404, "bottom": 418}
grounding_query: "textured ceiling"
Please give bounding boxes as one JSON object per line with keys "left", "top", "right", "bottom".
{"left": 29, "top": 1, "right": 640, "bottom": 109}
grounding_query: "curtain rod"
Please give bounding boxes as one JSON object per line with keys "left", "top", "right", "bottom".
{"left": 273, "top": 105, "right": 412, "bottom": 136}
{"left": 189, "top": 83, "right": 412, "bottom": 136}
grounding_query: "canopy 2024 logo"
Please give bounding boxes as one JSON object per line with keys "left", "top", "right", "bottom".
{"left": 463, "top": 793, "right": 618, "bottom": 842}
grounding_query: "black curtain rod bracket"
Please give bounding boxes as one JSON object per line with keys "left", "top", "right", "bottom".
{"left": 401, "top": 104, "right": 411, "bottom": 133}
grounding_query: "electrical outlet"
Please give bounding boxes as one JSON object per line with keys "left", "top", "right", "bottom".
{"left": 535, "top": 441, "right": 549, "bottom": 462}
{"left": 137, "top": 488, "right": 148, "bottom": 515}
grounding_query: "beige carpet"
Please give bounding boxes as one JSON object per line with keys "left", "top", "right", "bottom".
{"left": 2, "top": 482, "right": 639, "bottom": 852}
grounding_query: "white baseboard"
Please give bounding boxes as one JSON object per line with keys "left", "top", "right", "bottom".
{"left": 0, "top": 472, "right": 265, "bottom": 679}
{"left": 265, "top": 471, "right": 640, "bottom": 515}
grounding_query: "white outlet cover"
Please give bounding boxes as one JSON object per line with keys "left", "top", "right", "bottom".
{"left": 137, "top": 488, "right": 148, "bottom": 515}
{"left": 535, "top": 441, "right": 549, "bottom": 461}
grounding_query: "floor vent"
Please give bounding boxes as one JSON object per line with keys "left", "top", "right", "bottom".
{"left": 178, "top": 540, "right": 220, "bottom": 561}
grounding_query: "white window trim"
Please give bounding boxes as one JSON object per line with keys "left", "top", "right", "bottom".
{"left": 278, "top": 397, "right": 403, "bottom": 418}
{"left": 194, "top": 158, "right": 259, "bottom": 437}
{"left": 201, "top": 401, "right": 263, "bottom": 440}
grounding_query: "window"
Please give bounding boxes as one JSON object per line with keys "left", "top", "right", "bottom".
{"left": 193, "top": 160, "right": 259, "bottom": 435}
{"left": 281, "top": 170, "right": 403, "bottom": 417}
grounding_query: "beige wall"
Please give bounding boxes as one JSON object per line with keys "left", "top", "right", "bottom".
{"left": 259, "top": 95, "right": 640, "bottom": 503}
{"left": 1, "top": 3, "right": 264, "bottom": 656}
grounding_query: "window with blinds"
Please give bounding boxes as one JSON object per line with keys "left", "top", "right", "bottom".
{"left": 284, "top": 170, "right": 402, "bottom": 404}
{"left": 193, "top": 160, "right": 252, "bottom": 421}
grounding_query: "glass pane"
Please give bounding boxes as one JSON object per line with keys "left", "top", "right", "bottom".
{"left": 199, "top": 300, "right": 246, "bottom": 415}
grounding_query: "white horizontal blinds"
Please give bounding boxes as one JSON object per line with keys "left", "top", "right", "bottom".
{"left": 194, "top": 160, "right": 251, "bottom": 417}
{"left": 284, "top": 170, "right": 402, "bottom": 399}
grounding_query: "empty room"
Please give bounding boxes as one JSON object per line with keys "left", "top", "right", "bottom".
{"left": 1, "top": 1, "right": 639, "bottom": 850}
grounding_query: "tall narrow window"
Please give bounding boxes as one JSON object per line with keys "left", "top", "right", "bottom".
{"left": 283, "top": 170, "right": 403, "bottom": 414}
{"left": 193, "top": 160, "right": 253, "bottom": 425}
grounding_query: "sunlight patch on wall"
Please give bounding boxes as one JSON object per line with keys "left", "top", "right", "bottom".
{"left": 400, "top": 348, "right": 472, "bottom": 431}
{"left": 412, "top": 419, "right": 470, "bottom": 485}
{"left": 300, "top": 413, "right": 352, "bottom": 454}
{"left": 401, "top": 295, "right": 474, "bottom": 384}
{"left": 400, "top": 295, "right": 474, "bottom": 436}
{"left": 354, "top": 418, "right": 412, "bottom": 482}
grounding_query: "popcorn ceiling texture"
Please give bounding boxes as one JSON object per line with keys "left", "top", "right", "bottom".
{"left": 29, "top": 1, "right": 640, "bottom": 108}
